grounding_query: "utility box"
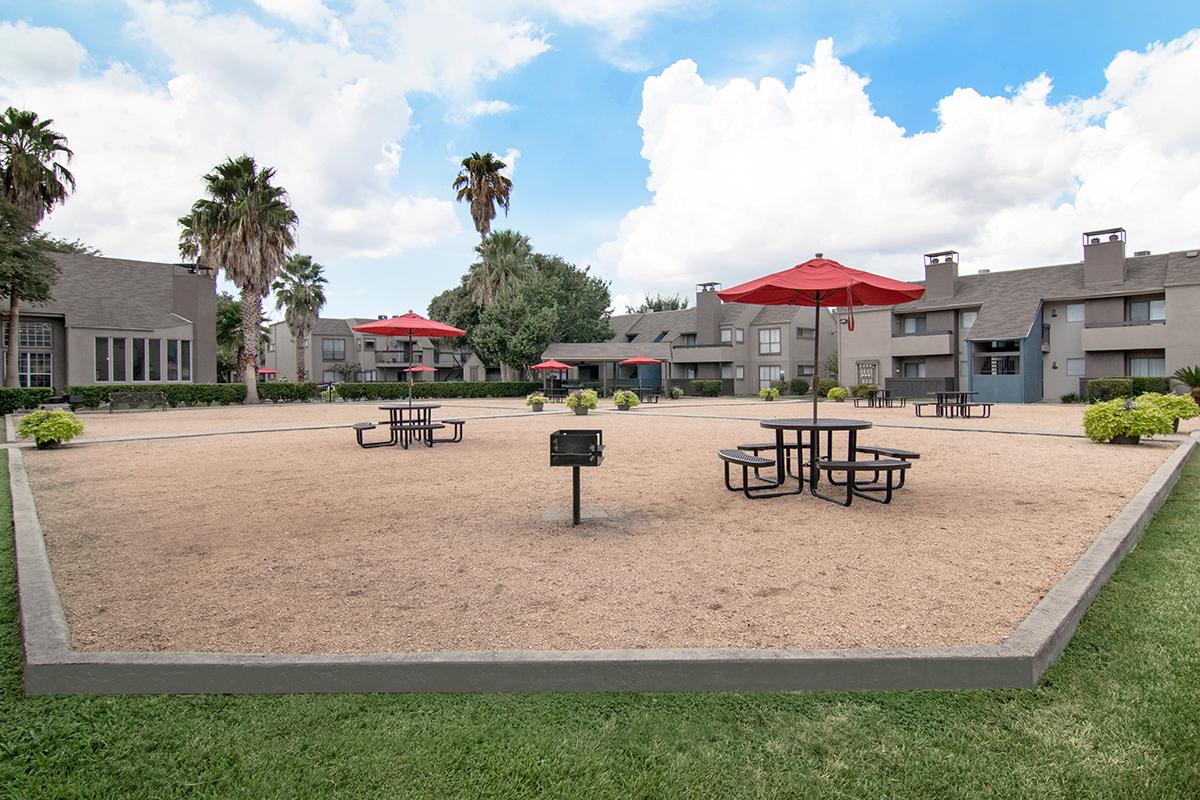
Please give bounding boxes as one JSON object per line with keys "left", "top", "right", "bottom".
{"left": 549, "top": 430, "right": 605, "bottom": 524}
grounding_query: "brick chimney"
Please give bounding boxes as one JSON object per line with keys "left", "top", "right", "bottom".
{"left": 923, "top": 251, "right": 959, "bottom": 301}
{"left": 1083, "top": 228, "right": 1126, "bottom": 286}
{"left": 695, "top": 282, "right": 721, "bottom": 345}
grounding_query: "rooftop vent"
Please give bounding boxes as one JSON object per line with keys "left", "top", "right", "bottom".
{"left": 1133, "top": 250, "right": 1151, "bottom": 256}
{"left": 696, "top": 281, "right": 721, "bottom": 292}
{"left": 377, "top": 315, "right": 388, "bottom": 320}
{"left": 977, "top": 269, "right": 990, "bottom": 274}
{"left": 1187, "top": 251, "right": 1199, "bottom": 258}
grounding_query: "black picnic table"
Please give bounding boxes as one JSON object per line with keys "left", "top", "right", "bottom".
{"left": 378, "top": 402, "right": 441, "bottom": 448}
{"left": 754, "top": 417, "right": 873, "bottom": 497}
{"left": 933, "top": 391, "right": 978, "bottom": 417}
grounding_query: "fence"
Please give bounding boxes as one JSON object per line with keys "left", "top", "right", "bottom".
{"left": 884, "top": 377, "right": 956, "bottom": 399}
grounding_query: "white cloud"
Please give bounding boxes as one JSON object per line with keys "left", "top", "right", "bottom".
{"left": 600, "top": 32, "right": 1200, "bottom": 289}
{"left": 0, "top": 20, "right": 87, "bottom": 85}
{"left": 462, "top": 99, "right": 517, "bottom": 117}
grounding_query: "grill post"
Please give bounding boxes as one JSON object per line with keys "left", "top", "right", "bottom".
{"left": 572, "top": 466, "right": 581, "bottom": 526}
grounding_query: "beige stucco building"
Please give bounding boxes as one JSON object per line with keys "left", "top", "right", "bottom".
{"left": 835, "top": 229, "right": 1200, "bottom": 403}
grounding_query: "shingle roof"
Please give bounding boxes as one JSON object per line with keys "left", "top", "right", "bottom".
{"left": 32, "top": 253, "right": 190, "bottom": 330}
{"left": 541, "top": 341, "right": 672, "bottom": 361}
{"left": 889, "top": 250, "right": 1200, "bottom": 341}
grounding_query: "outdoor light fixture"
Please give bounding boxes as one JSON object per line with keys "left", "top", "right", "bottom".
{"left": 1052, "top": 361, "right": 1059, "bottom": 370}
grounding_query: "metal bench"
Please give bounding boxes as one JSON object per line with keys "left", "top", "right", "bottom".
{"left": 814, "top": 459, "right": 910, "bottom": 506}
{"left": 913, "top": 402, "right": 940, "bottom": 417}
{"left": 351, "top": 421, "right": 392, "bottom": 449}
{"left": 961, "top": 403, "right": 993, "bottom": 418}
{"left": 107, "top": 390, "right": 167, "bottom": 412}
{"left": 839, "top": 446, "right": 919, "bottom": 490}
{"left": 718, "top": 449, "right": 777, "bottom": 499}
{"left": 435, "top": 418, "right": 465, "bottom": 443}
{"left": 737, "top": 441, "right": 808, "bottom": 479}
{"left": 394, "top": 421, "right": 445, "bottom": 449}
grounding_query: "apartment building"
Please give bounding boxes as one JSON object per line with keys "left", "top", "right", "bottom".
{"left": 1, "top": 252, "right": 217, "bottom": 392}
{"left": 835, "top": 229, "right": 1200, "bottom": 403}
{"left": 541, "top": 282, "right": 838, "bottom": 394}
{"left": 262, "top": 316, "right": 472, "bottom": 383}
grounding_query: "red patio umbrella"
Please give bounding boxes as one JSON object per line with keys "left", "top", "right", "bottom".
{"left": 256, "top": 368, "right": 278, "bottom": 374}
{"left": 352, "top": 312, "right": 466, "bottom": 405}
{"left": 618, "top": 356, "right": 661, "bottom": 365}
{"left": 718, "top": 256, "right": 924, "bottom": 419}
{"left": 531, "top": 359, "right": 572, "bottom": 371}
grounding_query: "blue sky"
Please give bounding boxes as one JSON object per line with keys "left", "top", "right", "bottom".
{"left": 2, "top": 1, "right": 1198, "bottom": 319}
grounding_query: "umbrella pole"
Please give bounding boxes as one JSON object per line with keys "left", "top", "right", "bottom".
{"left": 812, "top": 292, "right": 821, "bottom": 421}
{"left": 408, "top": 331, "right": 414, "bottom": 408}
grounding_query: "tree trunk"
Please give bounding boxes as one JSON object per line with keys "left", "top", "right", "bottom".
{"left": 4, "top": 294, "right": 19, "bottom": 388}
{"left": 240, "top": 287, "right": 261, "bottom": 404}
{"left": 296, "top": 334, "right": 307, "bottom": 382}
{"left": 479, "top": 230, "right": 491, "bottom": 305}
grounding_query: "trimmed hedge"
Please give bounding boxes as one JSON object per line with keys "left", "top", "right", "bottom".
{"left": 1086, "top": 378, "right": 1134, "bottom": 404}
{"left": 0, "top": 387, "right": 54, "bottom": 415}
{"left": 1131, "top": 376, "right": 1171, "bottom": 395}
{"left": 691, "top": 379, "right": 723, "bottom": 397}
{"left": 850, "top": 383, "right": 877, "bottom": 398}
{"left": 334, "top": 381, "right": 540, "bottom": 401}
{"left": 257, "top": 382, "right": 321, "bottom": 402}
{"left": 789, "top": 377, "right": 810, "bottom": 396}
{"left": 69, "top": 383, "right": 246, "bottom": 408}
{"left": 817, "top": 378, "right": 838, "bottom": 397}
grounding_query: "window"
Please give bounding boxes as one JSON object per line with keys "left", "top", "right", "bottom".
{"left": 322, "top": 370, "right": 339, "bottom": 383}
{"left": 758, "top": 328, "right": 781, "bottom": 355}
{"left": 626, "top": 334, "right": 637, "bottom": 343}
{"left": 902, "top": 361, "right": 927, "bottom": 378}
{"left": 758, "top": 365, "right": 783, "bottom": 391}
{"left": 181, "top": 340, "right": 191, "bottom": 381}
{"left": 795, "top": 327, "right": 815, "bottom": 338}
{"left": 682, "top": 334, "right": 697, "bottom": 346}
{"left": 1128, "top": 355, "right": 1166, "bottom": 377}
{"left": 322, "top": 338, "right": 346, "bottom": 361}
{"left": 960, "top": 310, "right": 977, "bottom": 328}
{"left": 355, "top": 370, "right": 377, "bottom": 381}
{"left": 3, "top": 320, "right": 52, "bottom": 348}
{"left": 1066, "top": 303, "right": 1085, "bottom": 322}
{"left": 857, "top": 362, "right": 877, "bottom": 385}
{"left": 901, "top": 315, "right": 927, "bottom": 335}
{"left": 721, "top": 364, "right": 733, "bottom": 379}
{"left": 1, "top": 351, "right": 53, "bottom": 388}
{"left": 720, "top": 328, "right": 732, "bottom": 343}
{"left": 1066, "top": 358, "right": 1085, "bottom": 376}
{"left": 166, "top": 340, "right": 179, "bottom": 381}
{"left": 112, "top": 338, "right": 127, "bottom": 381}
{"left": 735, "top": 328, "right": 744, "bottom": 344}
{"left": 1127, "top": 297, "right": 1166, "bottom": 323}
{"left": 94, "top": 337, "right": 109, "bottom": 382}
{"left": 735, "top": 365, "right": 744, "bottom": 380}
{"left": 148, "top": 339, "right": 161, "bottom": 381}
{"left": 686, "top": 365, "right": 697, "bottom": 379}
{"left": 132, "top": 338, "right": 146, "bottom": 381}
{"left": 653, "top": 330, "right": 669, "bottom": 342}
{"left": 796, "top": 363, "right": 814, "bottom": 376}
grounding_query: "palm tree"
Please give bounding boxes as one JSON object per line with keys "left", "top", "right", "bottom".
{"left": 452, "top": 152, "right": 512, "bottom": 304}
{"left": 468, "top": 229, "right": 530, "bottom": 305}
{"left": 0, "top": 107, "right": 74, "bottom": 387}
{"left": 272, "top": 254, "right": 328, "bottom": 382}
{"left": 179, "top": 155, "right": 297, "bottom": 403}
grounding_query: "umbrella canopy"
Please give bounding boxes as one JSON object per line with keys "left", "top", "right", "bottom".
{"left": 719, "top": 257, "right": 924, "bottom": 418}
{"left": 256, "top": 368, "right": 278, "bottom": 374}
{"left": 351, "top": 313, "right": 465, "bottom": 405}
{"left": 531, "top": 359, "right": 572, "bottom": 371}
{"left": 618, "top": 356, "right": 662, "bottom": 366}
{"left": 404, "top": 365, "right": 436, "bottom": 372}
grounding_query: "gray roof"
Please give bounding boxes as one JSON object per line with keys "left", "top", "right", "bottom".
{"left": 541, "top": 341, "right": 672, "bottom": 361}
{"left": 890, "top": 250, "right": 1200, "bottom": 341}
{"left": 29, "top": 253, "right": 191, "bottom": 330}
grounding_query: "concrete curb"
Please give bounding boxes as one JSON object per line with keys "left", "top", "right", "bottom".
{"left": 9, "top": 422, "right": 1196, "bottom": 694}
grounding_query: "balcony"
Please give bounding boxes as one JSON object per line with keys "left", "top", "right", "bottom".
{"left": 372, "top": 349, "right": 421, "bottom": 366}
{"left": 1080, "top": 320, "right": 1167, "bottom": 352}
{"left": 891, "top": 331, "right": 954, "bottom": 357}
{"left": 669, "top": 343, "right": 734, "bottom": 363}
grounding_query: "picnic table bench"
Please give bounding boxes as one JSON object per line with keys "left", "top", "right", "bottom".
{"left": 108, "top": 390, "right": 167, "bottom": 412}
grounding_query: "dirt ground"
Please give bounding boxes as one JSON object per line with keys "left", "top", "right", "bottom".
{"left": 23, "top": 402, "right": 1187, "bottom": 655}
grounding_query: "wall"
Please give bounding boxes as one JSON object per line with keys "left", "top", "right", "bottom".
{"left": 1166, "top": 284, "right": 1200, "bottom": 376}
{"left": 171, "top": 269, "right": 217, "bottom": 383}
{"left": 1042, "top": 301, "right": 1086, "bottom": 400}
{"left": 66, "top": 321, "right": 195, "bottom": 386}
{"left": 835, "top": 307, "right": 891, "bottom": 389}
{"left": 1021, "top": 305, "right": 1045, "bottom": 402}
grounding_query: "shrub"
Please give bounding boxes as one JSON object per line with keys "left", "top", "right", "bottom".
{"left": 1173, "top": 365, "right": 1200, "bottom": 389}
{"left": 1060, "top": 392, "right": 1080, "bottom": 404}
{"left": 1130, "top": 376, "right": 1170, "bottom": 395}
{"left": 612, "top": 389, "right": 640, "bottom": 408}
{"left": 525, "top": 393, "right": 548, "bottom": 406}
{"left": 256, "top": 382, "right": 320, "bottom": 403}
{"left": 850, "top": 383, "right": 876, "bottom": 399}
{"left": 817, "top": 378, "right": 837, "bottom": 397}
{"left": 1138, "top": 392, "right": 1200, "bottom": 422}
{"left": 334, "top": 381, "right": 540, "bottom": 401}
{"left": 669, "top": 387, "right": 684, "bottom": 400}
{"left": 18, "top": 409, "right": 84, "bottom": 448}
{"left": 770, "top": 378, "right": 788, "bottom": 394}
{"left": 758, "top": 387, "right": 780, "bottom": 400}
{"left": 1086, "top": 377, "right": 1134, "bottom": 404}
{"left": 68, "top": 383, "right": 246, "bottom": 408}
{"left": 0, "top": 387, "right": 54, "bottom": 415}
{"left": 1082, "top": 397, "right": 1173, "bottom": 442}
{"left": 789, "top": 377, "right": 810, "bottom": 396}
{"left": 827, "top": 386, "right": 848, "bottom": 402}
{"left": 566, "top": 388, "right": 598, "bottom": 410}
{"left": 691, "top": 379, "right": 722, "bottom": 397}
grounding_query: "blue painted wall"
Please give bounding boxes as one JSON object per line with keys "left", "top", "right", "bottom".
{"left": 968, "top": 303, "right": 1045, "bottom": 403}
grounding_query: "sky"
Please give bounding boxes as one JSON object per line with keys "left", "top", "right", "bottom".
{"left": 1, "top": 1, "right": 1199, "bottom": 321}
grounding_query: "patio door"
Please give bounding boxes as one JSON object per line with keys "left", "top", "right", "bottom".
{"left": 758, "top": 365, "right": 782, "bottom": 391}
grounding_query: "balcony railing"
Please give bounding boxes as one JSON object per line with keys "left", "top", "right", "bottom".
{"left": 1083, "top": 319, "right": 1166, "bottom": 328}
{"left": 892, "top": 329, "right": 953, "bottom": 338}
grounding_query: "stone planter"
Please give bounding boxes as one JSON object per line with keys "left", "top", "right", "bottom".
{"left": 573, "top": 406, "right": 589, "bottom": 416}
{"left": 1110, "top": 434, "right": 1141, "bottom": 445}
{"left": 530, "top": 403, "right": 544, "bottom": 412}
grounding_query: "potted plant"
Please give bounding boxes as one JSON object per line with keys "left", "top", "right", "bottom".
{"left": 670, "top": 387, "right": 684, "bottom": 400}
{"left": 827, "top": 386, "right": 848, "bottom": 402}
{"left": 1138, "top": 391, "right": 1200, "bottom": 433}
{"left": 1083, "top": 397, "right": 1173, "bottom": 444}
{"left": 525, "top": 392, "right": 549, "bottom": 412}
{"left": 566, "top": 388, "right": 598, "bottom": 416}
{"left": 18, "top": 410, "right": 85, "bottom": 449}
{"left": 1173, "top": 365, "right": 1200, "bottom": 406}
{"left": 759, "top": 387, "right": 780, "bottom": 401}
{"left": 612, "top": 389, "right": 640, "bottom": 410}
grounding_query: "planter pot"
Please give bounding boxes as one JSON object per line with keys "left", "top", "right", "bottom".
{"left": 1110, "top": 434, "right": 1141, "bottom": 445}
{"left": 530, "top": 403, "right": 544, "bottom": 412}
{"left": 616, "top": 404, "right": 631, "bottom": 411}
{"left": 1173, "top": 418, "right": 1180, "bottom": 433}
{"left": 573, "top": 406, "right": 589, "bottom": 416}
{"left": 763, "top": 397, "right": 774, "bottom": 402}
{"left": 35, "top": 440, "right": 62, "bottom": 450}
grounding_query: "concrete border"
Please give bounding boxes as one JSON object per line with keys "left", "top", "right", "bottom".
{"left": 9, "top": 416, "right": 1196, "bottom": 694}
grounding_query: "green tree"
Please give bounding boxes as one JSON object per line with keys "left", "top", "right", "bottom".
{"left": 626, "top": 293, "right": 689, "bottom": 313}
{"left": 179, "top": 155, "right": 297, "bottom": 403}
{"left": 31, "top": 235, "right": 100, "bottom": 256}
{"left": 467, "top": 229, "right": 530, "bottom": 306}
{"left": 427, "top": 278, "right": 480, "bottom": 348}
{"left": 271, "top": 254, "right": 327, "bottom": 381}
{"left": 470, "top": 253, "right": 612, "bottom": 374}
{"left": 0, "top": 107, "right": 74, "bottom": 387}
{"left": 215, "top": 291, "right": 270, "bottom": 383}
{"left": 452, "top": 152, "right": 512, "bottom": 303}
{"left": 0, "top": 202, "right": 59, "bottom": 388}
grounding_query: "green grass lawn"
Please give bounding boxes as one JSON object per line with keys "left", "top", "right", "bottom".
{"left": 2, "top": 453, "right": 1198, "bottom": 799}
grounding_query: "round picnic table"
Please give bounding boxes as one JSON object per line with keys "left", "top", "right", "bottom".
{"left": 378, "top": 402, "right": 441, "bottom": 447}
{"left": 759, "top": 417, "right": 872, "bottom": 495}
